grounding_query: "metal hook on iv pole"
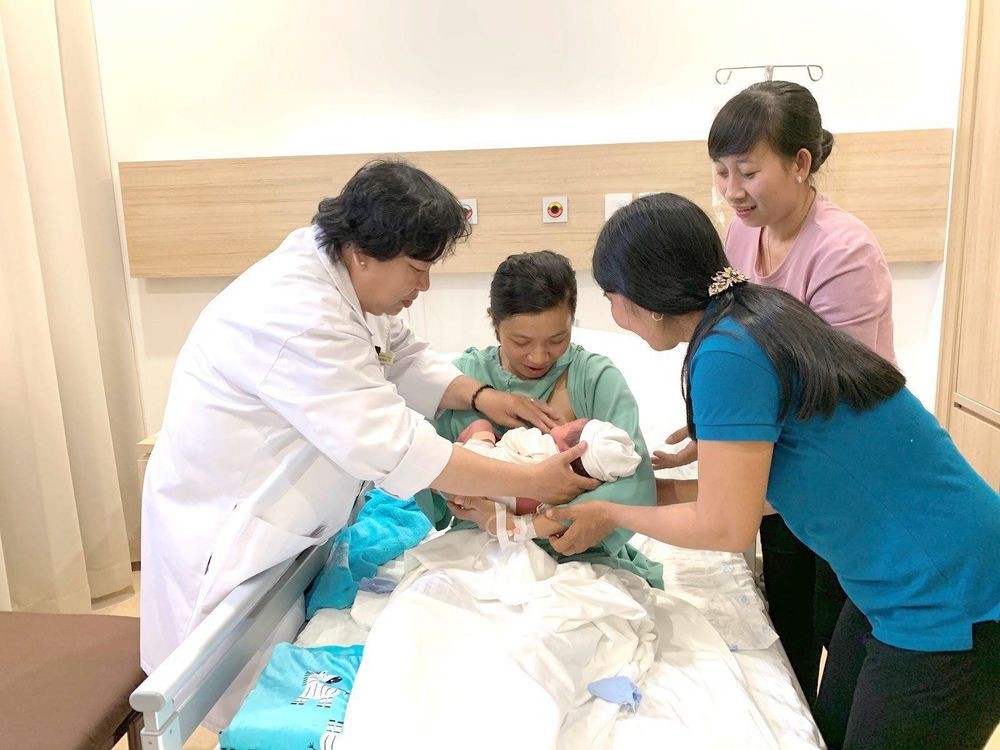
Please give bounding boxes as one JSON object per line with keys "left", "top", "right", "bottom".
{"left": 714, "top": 64, "right": 824, "bottom": 85}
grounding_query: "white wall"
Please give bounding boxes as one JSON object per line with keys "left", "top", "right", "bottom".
{"left": 91, "top": 0, "right": 965, "bottom": 428}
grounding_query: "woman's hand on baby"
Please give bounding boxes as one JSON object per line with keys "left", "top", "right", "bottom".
{"left": 529, "top": 442, "right": 600, "bottom": 504}
{"left": 475, "top": 389, "right": 561, "bottom": 433}
{"left": 651, "top": 425, "right": 698, "bottom": 470}
{"left": 544, "top": 501, "right": 617, "bottom": 556}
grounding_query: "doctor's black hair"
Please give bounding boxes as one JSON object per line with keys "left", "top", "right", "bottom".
{"left": 313, "top": 159, "right": 470, "bottom": 263}
{"left": 708, "top": 80, "right": 834, "bottom": 174}
{"left": 591, "top": 193, "right": 905, "bottom": 437}
{"left": 488, "top": 250, "right": 577, "bottom": 332}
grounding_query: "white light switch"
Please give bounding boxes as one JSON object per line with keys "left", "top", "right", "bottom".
{"left": 604, "top": 193, "right": 632, "bottom": 221}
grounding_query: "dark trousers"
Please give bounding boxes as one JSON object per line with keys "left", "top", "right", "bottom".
{"left": 814, "top": 600, "right": 1000, "bottom": 750}
{"left": 760, "top": 513, "right": 848, "bottom": 703}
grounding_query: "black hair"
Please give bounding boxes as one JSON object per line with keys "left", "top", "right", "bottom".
{"left": 313, "top": 159, "right": 470, "bottom": 263}
{"left": 592, "top": 193, "right": 905, "bottom": 436}
{"left": 489, "top": 250, "right": 578, "bottom": 330}
{"left": 708, "top": 80, "right": 834, "bottom": 174}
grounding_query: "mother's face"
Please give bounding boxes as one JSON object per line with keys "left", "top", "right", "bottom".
{"left": 492, "top": 303, "right": 573, "bottom": 380}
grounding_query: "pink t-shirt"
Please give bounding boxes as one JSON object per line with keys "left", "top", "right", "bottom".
{"left": 725, "top": 192, "right": 896, "bottom": 362}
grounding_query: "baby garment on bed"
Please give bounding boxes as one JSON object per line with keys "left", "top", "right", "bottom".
{"left": 305, "top": 489, "right": 431, "bottom": 617}
{"left": 220, "top": 642, "right": 364, "bottom": 750}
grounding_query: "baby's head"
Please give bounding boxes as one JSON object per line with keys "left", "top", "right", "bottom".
{"left": 549, "top": 418, "right": 591, "bottom": 478}
{"left": 550, "top": 418, "right": 590, "bottom": 452}
{"left": 550, "top": 418, "right": 641, "bottom": 482}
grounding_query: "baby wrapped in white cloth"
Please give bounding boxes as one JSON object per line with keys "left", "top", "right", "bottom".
{"left": 458, "top": 417, "right": 642, "bottom": 515}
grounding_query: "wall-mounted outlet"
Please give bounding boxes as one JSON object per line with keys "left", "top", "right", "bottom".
{"left": 604, "top": 192, "right": 632, "bottom": 220}
{"left": 459, "top": 198, "right": 478, "bottom": 225}
{"left": 635, "top": 191, "right": 659, "bottom": 199}
{"left": 542, "top": 196, "right": 568, "bottom": 223}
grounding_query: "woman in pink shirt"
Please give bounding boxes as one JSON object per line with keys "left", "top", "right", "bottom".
{"left": 656, "top": 80, "right": 896, "bottom": 741}
{"left": 715, "top": 86, "right": 894, "bottom": 359}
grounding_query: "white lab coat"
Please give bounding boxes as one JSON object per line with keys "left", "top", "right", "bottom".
{"left": 139, "top": 226, "right": 459, "bottom": 679}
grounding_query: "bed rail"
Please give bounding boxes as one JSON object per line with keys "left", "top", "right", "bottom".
{"left": 130, "top": 541, "right": 330, "bottom": 749}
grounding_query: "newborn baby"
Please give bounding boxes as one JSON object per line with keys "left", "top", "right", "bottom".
{"left": 457, "top": 417, "right": 642, "bottom": 515}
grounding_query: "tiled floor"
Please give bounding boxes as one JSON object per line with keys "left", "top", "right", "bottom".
{"left": 97, "top": 571, "right": 999, "bottom": 750}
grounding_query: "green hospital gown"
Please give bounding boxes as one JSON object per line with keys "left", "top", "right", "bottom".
{"left": 415, "top": 343, "right": 663, "bottom": 588}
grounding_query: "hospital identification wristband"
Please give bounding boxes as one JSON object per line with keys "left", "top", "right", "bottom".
{"left": 470, "top": 383, "right": 495, "bottom": 412}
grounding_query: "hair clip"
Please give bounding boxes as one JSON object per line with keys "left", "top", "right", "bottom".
{"left": 708, "top": 267, "right": 750, "bottom": 297}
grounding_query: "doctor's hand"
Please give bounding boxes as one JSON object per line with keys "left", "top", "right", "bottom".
{"left": 528, "top": 442, "right": 600, "bottom": 505}
{"left": 651, "top": 425, "right": 698, "bottom": 470}
{"left": 475, "top": 389, "right": 561, "bottom": 433}
{"left": 544, "top": 501, "right": 618, "bottom": 556}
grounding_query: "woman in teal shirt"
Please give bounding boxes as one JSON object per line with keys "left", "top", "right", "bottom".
{"left": 415, "top": 250, "right": 662, "bottom": 587}
{"left": 546, "top": 194, "right": 1000, "bottom": 750}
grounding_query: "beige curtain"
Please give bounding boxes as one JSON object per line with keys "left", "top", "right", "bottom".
{"left": 0, "top": 0, "right": 144, "bottom": 611}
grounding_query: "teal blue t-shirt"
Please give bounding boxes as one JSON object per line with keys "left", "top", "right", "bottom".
{"left": 691, "top": 316, "right": 1000, "bottom": 652}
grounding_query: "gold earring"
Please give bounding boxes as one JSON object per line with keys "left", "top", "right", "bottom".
{"left": 651, "top": 312, "right": 664, "bottom": 322}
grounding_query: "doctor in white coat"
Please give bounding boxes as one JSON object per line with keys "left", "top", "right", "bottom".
{"left": 140, "top": 160, "right": 597, "bottom": 728}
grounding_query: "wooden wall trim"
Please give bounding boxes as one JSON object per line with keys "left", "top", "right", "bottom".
{"left": 935, "top": 0, "right": 982, "bottom": 425}
{"left": 119, "top": 129, "right": 953, "bottom": 279}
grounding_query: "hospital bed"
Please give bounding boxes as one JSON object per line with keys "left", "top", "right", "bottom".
{"left": 130, "top": 529, "right": 824, "bottom": 749}
{"left": 130, "top": 328, "right": 826, "bottom": 748}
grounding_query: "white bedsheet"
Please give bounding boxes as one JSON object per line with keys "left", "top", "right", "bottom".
{"left": 628, "top": 536, "right": 826, "bottom": 749}
{"left": 632, "top": 533, "right": 776, "bottom": 651}
{"left": 299, "top": 529, "right": 824, "bottom": 750}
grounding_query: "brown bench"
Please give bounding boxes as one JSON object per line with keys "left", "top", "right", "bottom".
{"left": 0, "top": 612, "right": 145, "bottom": 750}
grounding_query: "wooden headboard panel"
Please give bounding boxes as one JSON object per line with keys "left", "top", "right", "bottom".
{"left": 119, "top": 129, "right": 951, "bottom": 277}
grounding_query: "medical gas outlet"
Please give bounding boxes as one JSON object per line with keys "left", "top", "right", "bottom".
{"left": 542, "top": 196, "right": 568, "bottom": 223}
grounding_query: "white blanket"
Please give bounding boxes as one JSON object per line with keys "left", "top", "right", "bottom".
{"left": 337, "top": 530, "right": 817, "bottom": 750}
{"left": 340, "top": 530, "right": 656, "bottom": 749}
{"left": 293, "top": 528, "right": 823, "bottom": 749}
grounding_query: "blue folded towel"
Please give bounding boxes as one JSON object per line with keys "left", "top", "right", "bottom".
{"left": 220, "top": 642, "right": 364, "bottom": 750}
{"left": 305, "top": 488, "right": 430, "bottom": 617}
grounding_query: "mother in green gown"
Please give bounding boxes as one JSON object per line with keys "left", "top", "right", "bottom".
{"left": 415, "top": 250, "right": 663, "bottom": 588}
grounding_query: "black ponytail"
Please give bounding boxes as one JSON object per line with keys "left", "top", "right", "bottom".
{"left": 682, "top": 284, "right": 904, "bottom": 437}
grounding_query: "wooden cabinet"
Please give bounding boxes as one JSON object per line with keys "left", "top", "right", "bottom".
{"left": 937, "top": 0, "right": 1000, "bottom": 484}
{"left": 949, "top": 406, "right": 1000, "bottom": 490}
{"left": 953, "top": 0, "right": 1000, "bottom": 415}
